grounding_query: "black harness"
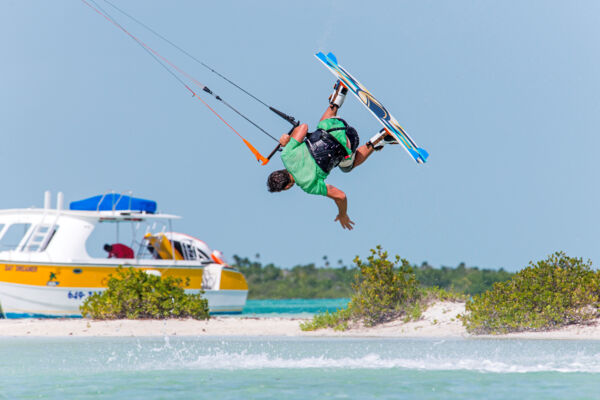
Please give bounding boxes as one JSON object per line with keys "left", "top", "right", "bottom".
{"left": 305, "top": 119, "right": 359, "bottom": 173}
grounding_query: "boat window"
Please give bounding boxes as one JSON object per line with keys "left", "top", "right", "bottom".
{"left": 23, "top": 224, "right": 59, "bottom": 252}
{"left": 0, "top": 223, "right": 31, "bottom": 251}
{"left": 42, "top": 227, "right": 58, "bottom": 251}
{"left": 84, "top": 221, "right": 138, "bottom": 259}
{"left": 180, "top": 242, "right": 197, "bottom": 260}
{"left": 196, "top": 247, "right": 210, "bottom": 260}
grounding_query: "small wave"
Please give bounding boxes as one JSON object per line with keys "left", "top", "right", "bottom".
{"left": 181, "top": 353, "right": 600, "bottom": 373}
{"left": 103, "top": 345, "right": 600, "bottom": 373}
{"left": 15, "top": 337, "right": 600, "bottom": 375}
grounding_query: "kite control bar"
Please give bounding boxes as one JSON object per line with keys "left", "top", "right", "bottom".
{"left": 269, "top": 107, "right": 297, "bottom": 126}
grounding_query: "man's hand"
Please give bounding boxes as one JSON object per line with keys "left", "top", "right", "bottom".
{"left": 279, "top": 134, "right": 291, "bottom": 147}
{"left": 335, "top": 214, "right": 355, "bottom": 230}
{"left": 327, "top": 184, "right": 353, "bottom": 230}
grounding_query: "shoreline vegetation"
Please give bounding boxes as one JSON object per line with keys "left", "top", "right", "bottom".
{"left": 300, "top": 246, "right": 458, "bottom": 332}
{"left": 462, "top": 252, "right": 600, "bottom": 334}
{"left": 233, "top": 254, "right": 513, "bottom": 300}
{"left": 2, "top": 299, "right": 600, "bottom": 339}
{"left": 80, "top": 268, "right": 209, "bottom": 320}
{"left": 300, "top": 248, "right": 600, "bottom": 336}
{"left": 0, "top": 250, "right": 511, "bottom": 318}
{"left": 2, "top": 248, "right": 600, "bottom": 340}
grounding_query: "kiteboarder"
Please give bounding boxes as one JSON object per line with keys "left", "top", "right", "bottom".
{"left": 267, "top": 81, "right": 396, "bottom": 230}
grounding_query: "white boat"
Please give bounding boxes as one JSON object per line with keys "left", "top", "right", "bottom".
{"left": 0, "top": 191, "right": 248, "bottom": 318}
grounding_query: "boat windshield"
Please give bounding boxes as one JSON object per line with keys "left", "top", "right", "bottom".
{"left": 0, "top": 223, "right": 31, "bottom": 251}
{"left": 85, "top": 220, "right": 168, "bottom": 260}
{"left": 84, "top": 218, "right": 211, "bottom": 263}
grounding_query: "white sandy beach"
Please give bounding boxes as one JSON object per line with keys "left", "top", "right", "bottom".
{"left": 1, "top": 301, "right": 599, "bottom": 339}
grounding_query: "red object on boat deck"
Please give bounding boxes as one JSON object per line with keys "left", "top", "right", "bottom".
{"left": 106, "top": 243, "right": 134, "bottom": 259}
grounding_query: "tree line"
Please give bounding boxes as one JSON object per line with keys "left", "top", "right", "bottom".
{"left": 232, "top": 255, "right": 513, "bottom": 299}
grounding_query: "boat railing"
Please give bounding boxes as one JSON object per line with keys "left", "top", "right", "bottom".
{"left": 96, "top": 190, "right": 134, "bottom": 213}
{"left": 22, "top": 194, "right": 63, "bottom": 253}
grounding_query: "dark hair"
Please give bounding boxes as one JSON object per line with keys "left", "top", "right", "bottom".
{"left": 267, "top": 169, "right": 292, "bottom": 192}
{"left": 104, "top": 244, "right": 112, "bottom": 252}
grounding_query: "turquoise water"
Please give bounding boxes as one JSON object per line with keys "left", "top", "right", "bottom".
{"left": 1, "top": 337, "right": 600, "bottom": 399}
{"left": 0, "top": 299, "right": 348, "bottom": 319}
{"left": 0, "top": 299, "right": 350, "bottom": 319}
{"left": 2, "top": 300, "right": 599, "bottom": 398}
{"left": 242, "top": 298, "right": 350, "bottom": 316}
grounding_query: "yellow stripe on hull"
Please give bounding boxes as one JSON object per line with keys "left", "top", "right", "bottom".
{"left": 0, "top": 263, "right": 202, "bottom": 288}
{"left": 0, "top": 263, "right": 248, "bottom": 290}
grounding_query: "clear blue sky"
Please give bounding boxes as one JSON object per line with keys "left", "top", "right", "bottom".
{"left": 1, "top": 1, "right": 598, "bottom": 271}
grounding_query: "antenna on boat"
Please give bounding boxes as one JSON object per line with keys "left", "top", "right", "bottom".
{"left": 57, "top": 192, "right": 64, "bottom": 211}
{"left": 44, "top": 191, "right": 51, "bottom": 210}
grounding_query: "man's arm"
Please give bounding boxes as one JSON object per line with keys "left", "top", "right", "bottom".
{"left": 326, "top": 184, "right": 355, "bottom": 230}
{"left": 280, "top": 123, "right": 308, "bottom": 146}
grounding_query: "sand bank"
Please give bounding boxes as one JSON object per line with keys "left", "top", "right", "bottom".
{"left": 1, "top": 301, "right": 599, "bottom": 339}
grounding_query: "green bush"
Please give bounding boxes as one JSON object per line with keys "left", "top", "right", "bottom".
{"left": 300, "top": 308, "right": 352, "bottom": 331}
{"left": 301, "top": 246, "right": 423, "bottom": 331}
{"left": 350, "top": 247, "right": 421, "bottom": 326}
{"left": 80, "top": 267, "right": 209, "bottom": 320}
{"left": 422, "top": 286, "right": 468, "bottom": 303}
{"left": 461, "top": 252, "right": 600, "bottom": 334}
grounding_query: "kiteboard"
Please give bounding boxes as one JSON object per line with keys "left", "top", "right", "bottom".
{"left": 315, "top": 52, "right": 428, "bottom": 164}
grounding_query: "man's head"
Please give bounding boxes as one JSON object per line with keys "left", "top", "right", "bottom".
{"left": 104, "top": 244, "right": 112, "bottom": 252}
{"left": 267, "top": 169, "right": 294, "bottom": 192}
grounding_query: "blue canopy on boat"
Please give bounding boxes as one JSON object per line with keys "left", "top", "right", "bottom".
{"left": 69, "top": 194, "right": 157, "bottom": 214}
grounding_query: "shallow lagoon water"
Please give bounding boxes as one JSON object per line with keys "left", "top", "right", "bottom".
{"left": 241, "top": 298, "right": 350, "bottom": 316}
{"left": 1, "top": 336, "right": 599, "bottom": 399}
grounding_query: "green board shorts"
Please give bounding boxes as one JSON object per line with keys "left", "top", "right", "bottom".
{"left": 281, "top": 138, "right": 328, "bottom": 196}
{"left": 316, "top": 118, "right": 353, "bottom": 155}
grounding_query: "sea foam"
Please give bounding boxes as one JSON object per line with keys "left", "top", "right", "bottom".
{"left": 84, "top": 337, "right": 600, "bottom": 374}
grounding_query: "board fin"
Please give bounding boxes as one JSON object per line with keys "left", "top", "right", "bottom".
{"left": 326, "top": 52, "right": 338, "bottom": 64}
{"left": 408, "top": 147, "right": 429, "bottom": 163}
{"left": 417, "top": 147, "right": 429, "bottom": 162}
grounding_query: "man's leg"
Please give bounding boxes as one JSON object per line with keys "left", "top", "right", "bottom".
{"left": 351, "top": 144, "right": 375, "bottom": 169}
{"left": 321, "top": 104, "right": 354, "bottom": 153}
{"left": 352, "top": 128, "right": 401, "bottom": 168}
{"left": 320, "top": 104, "right": 338, "bottom": 122}
{"left": 347, "top": 128, "right": 399, "bottom": 170}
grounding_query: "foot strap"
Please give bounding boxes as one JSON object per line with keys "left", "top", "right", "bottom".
{"left": 329, "top": 81, "right": 348, "bottom": 109}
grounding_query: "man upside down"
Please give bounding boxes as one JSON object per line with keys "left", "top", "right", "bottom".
{"left": 267, "top": 81, "right": 397, "bottom": 230}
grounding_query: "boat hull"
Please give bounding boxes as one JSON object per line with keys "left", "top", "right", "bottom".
{"left": 0, "top": 262, "right": 248, "bottom": 318}
{"left": 0, "top": 281, "right": 247, "bottom": 318}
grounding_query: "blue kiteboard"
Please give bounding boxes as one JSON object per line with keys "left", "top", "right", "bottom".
{"left": 315, "top": 52, "right": 428, "bottom": 164}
